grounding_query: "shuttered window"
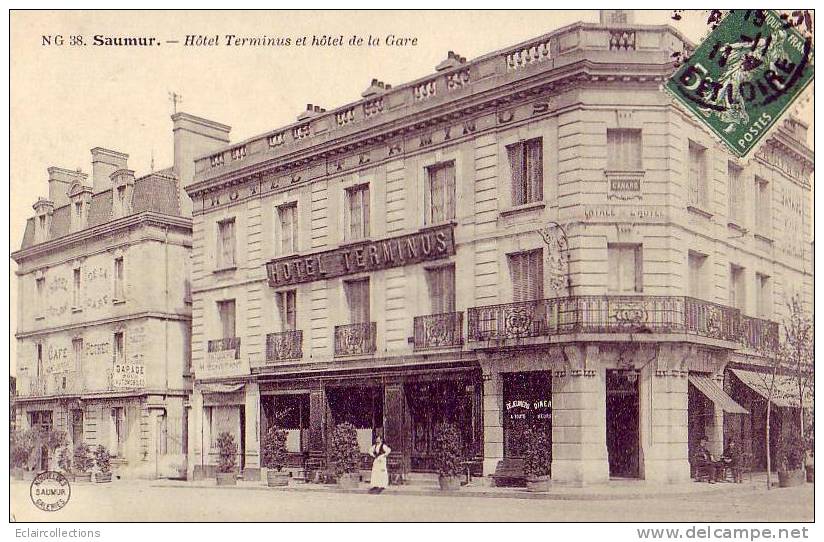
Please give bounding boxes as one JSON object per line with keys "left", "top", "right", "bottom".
{"left": 728, "top": 163, "right": 744, "bottom": 225}
{"left": 346, "top": 185, "right": 370, "bottom": 241}
{"left": 217, "top": 218, "right": 236, "bottom": 268}
{"left": 688, "top": 141, "right": 708, "bottom": 207}
{"left": 276, "top": 290, "right": 297, "bottom": 331}
{"left": 509, "top": 250, "right": 544, "bottom": 302}
{"left": 344, "top": 278, "right": 370, "bottom": 323}
{"left": 508, "top": 138, "right": 543, "bottom": 206}
{"left": 425, "top": 162, "right": 456, "bottom": 224}
{"left": 278, "top": 202, "right": 298, "bottom": 254}
{"left": 426, "top": 265, "right": 456, "bottom": 313}
{"left": 607, "top": 129, "right": 642, "bottom": 170}
{"left": 754, "top": 176, "right": 770, "bottom": 235}
{"left": 217, "top": 300, "right": 236, "bottom": 339}
{"left": 607, "top": 244, "right": 643, "bottom": 293}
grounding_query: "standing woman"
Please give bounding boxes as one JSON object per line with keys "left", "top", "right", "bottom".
{"left": 368, "top": 435, "right": 391, "bottom": 493}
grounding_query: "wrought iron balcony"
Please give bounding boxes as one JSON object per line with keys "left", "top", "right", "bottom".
{"left": 740, "top": 315, "right": 779, "bottom": 352}
{"left": 334, "top": 322, "right": 377, "bottom": 356}
{"left": 207, "top": 337, "right": 241, "bottom": 359}
{"left": 413, "top": 312, "right": 464, "bottom": 350}
{"left": 266, "top": 330, "right": 303, "bottom": 361}
{"left": 467, "top": 295, "right": 775, "bottom": 350}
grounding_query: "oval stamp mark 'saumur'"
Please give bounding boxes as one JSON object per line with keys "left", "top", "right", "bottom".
{"left": 664, "top": 9, "right": 813, "bottom": 158}
{"left": 30, "top": 471, "right": 71, "bottom": 512}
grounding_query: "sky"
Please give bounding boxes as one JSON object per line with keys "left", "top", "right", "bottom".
{"left": 7, "top": 10, "right": 814, "bottom": 374}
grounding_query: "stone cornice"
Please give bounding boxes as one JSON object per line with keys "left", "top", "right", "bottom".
{"left": 15, "top": 310, "right": 191, "bottom": 339}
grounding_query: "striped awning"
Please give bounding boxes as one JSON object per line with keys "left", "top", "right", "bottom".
{"left": 689, "top": 374, "right": 749, "bottom": 414}
{"left": 730, "top": 369, "right": 813, "bottom": 409}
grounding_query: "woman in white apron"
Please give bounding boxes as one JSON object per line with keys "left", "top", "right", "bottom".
{"left": 368, "top": 435, "right": 391, "bottom": 493}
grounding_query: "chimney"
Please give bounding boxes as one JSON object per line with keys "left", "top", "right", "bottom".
{"left": 172, "top": 112, "right": 231, "bottom": 217}
{"left": 600, "top": 9, "right": 634, "bottom": 24}
{"left": 91, "top": 148, "right": 129, "bottom": 193}
{"left": 435, "top": 51, "right": 466, "bottom": 71}
{"left": 47, "top": 167, "right": 88, "bottom": 207}
{"left": 297, "top": 104, "right": 327, "bottom": 122}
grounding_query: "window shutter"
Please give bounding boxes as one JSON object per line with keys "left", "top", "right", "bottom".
{"left": 362, "top": 187, "right": 370, "bottom": 237}
{"left": 526, "top": 139, "right": 543, "bottom": 203}
{"left": 287, "top": 291, "right": 296, "bottom": 330}
{"left": 349, "top": 189, "right": 361, "bottom": 240}
{"left": 444, "top": 266, "right": 456, "bottom": 312}
{"left": 431, "top": 167, "right": 444, "bottom": 223}
{"left": 445, "top": 163, "right": 456, "bottom": 220}
{"left": 508, "top": 143, "right": 525, "bottom": 206}
{"left": 511, "top": 255, "right": 523, "bottom": 302}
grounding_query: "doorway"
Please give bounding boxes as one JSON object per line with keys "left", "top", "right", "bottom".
{"left": 606, "top": 369, "right": 640, "bottom": 478}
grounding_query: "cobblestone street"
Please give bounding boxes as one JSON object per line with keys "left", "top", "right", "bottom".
{"left": 11, "top": 479, "right": 814, "bottom": 522}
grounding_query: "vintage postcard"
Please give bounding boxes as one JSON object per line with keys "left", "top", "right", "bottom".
{"left": 8, "top": 8, "right": 814, "bottom": 530}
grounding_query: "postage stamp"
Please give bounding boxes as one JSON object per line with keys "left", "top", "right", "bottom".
{"left": 29, "top": 471, "right": 71, "bottom": 512}
{"left": 665, "top": 9, "right": 813, "bottom": 157}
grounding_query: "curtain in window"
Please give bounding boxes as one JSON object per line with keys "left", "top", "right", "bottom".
{"left": 688, "top": 142, "right": 706, "bottom": 207}
{"left": 525, "top": 139, "right": 543, "bottom": 203}
{"left": 279, "top": 204, "right": 297, "bottom": 254}
{"left": 218, "top": 220, "right": 236, "bottom": 267}
{"left": 608, "top": 129, "right": 641, "bottom": 170}
{"left": 608, "top": 245, "right": 641, "bottom": 293}
{"left": 345, "top": 279, "right": 370, "bottom": 323}
{"left": 427, "top": 163, "right": 456, "bottom": 224}
{"left": 278, "top": 291, "right": 297, "bottom": 330}
{"left": 347, "top": 186, "right": 369, "bottom": 240}
{"left": 728, "top": 165, "right": 744, "bottom": 224}
{"left": 426, "top": 266, "right": 456, "bottom": 313}
{"left": 508, "top": 143, "right": 525, "bottom": 206}
{"left": 219, "top": 301, "right": 236, "bottom": 339}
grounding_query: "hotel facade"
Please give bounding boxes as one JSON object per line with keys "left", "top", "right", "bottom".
{"left": 12, "top": 113, "right": 230, "bottom": 478}
{"left": 185, "top": 12, "right": 812, "bottom": 484}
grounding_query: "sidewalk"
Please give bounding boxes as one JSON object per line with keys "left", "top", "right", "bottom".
{"left": 149, "top": 473, "right": 774, "bottom": 501}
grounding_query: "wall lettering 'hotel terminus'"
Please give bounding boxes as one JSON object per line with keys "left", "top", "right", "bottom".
{"left": 266, "top": 224, "right": 455, "bottom": 287}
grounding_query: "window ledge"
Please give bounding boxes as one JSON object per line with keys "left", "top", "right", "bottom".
{"left": 753, "top": 233, "right": 774, "bottom": 243}
{"left": 34, "top": 315, "right": 45, "bottom": 321}
{"left": 500, "top": 201, "right": 546, "bottom": 217}
{"left": 686, "top": 205, "right": 713, "bottom": 219}
{"left": 421, "top": 219, "right": 457, "bottom": 231}
{"left": 112, "top": 299, "right": 126, "bottom": 305}
{"left": 71, "top": 307, "right": 83, "bottom": 314}
{"left": 727, "top": 222, "right": 748, "bottom": 233}
{"left": 338, "top": 237, "right": 373, "bottom": 248}
{"left": 213, "top": 266, "right": 237, "bottom": 274}
{"left": 604, "top": 169, "right": 645, "bottom": 177}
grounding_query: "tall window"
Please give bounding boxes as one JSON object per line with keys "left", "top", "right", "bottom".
{"left": 36, "top": 343, "right": 43, "bottom": 378}
{"left": 74, "top": 201, "right": 83, "bottom": 219}
{"left": 217, "top": 218, "right": 236, "bottom": 268}
{"left": 344, "top": 278, "right": 370, "bottom": 323}
{"left": 688, "top": 140, "right": 708, "bottom": 208}
{"left": 276, "top": 290, "right": 297, "bottom": 331}
{"left": 35, "top": 277, "right": 45, "bottom": 317}
{"left": 607, "top": 244, "right": 643, "bottom": 293}
{"left": 426, "top": 265, "right": 456, "bottom": 313}
{"left": 72, "top": 338, "right": 83, "bottom": 372}
{"left": 756, "top": 273, "right": 771, "bottom": 318}
{"left": 688, "top": 251, "right": 708, "bottom": 299}
{"left": 754, "top": 176, "right": 770, "bottom": 234}
{"left": 607, "top": 129, "right": 642, "bottom": 170}
{"left": 509, "top": 250, "right": 544, "bottom": 302}
{"left": 728, "top": 162, "right": 744, "bottom": 224}
{"left": 345, "top": 185, "right": 370, "bottom": 241}
{"left": 508, "top": 138, "right": 543, "bottom": 206}
{"left": 278, "top": 202, "right": 298, "bottom": 254}
{"left": 217, "top": 300, "right": 237, "bottom": 339}
{"left": 113, "top": 257, "right": 124, "bottom": 300}
{"left": 425, "top": 162, "right": 456, "bottom": 224}
{"left": 113, "top": 332, "right": 125, "bottom": 364}
{"left": 110, "top": 407, "right": 125, "bottom": 457}
{"left": 73, "top": 268, "right": 81, "bottom": 308}
{"left": 729, "top": 265, "right": 746, "bottom": 311}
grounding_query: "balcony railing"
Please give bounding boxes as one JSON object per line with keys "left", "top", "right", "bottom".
{"left": 208, "top": 337, "right": 241, "bottom": 359}
{"left": 740, "top": 315, "right": 779, "bottom": 352}
{"left": 413, "top": 312, "right": 464, "bottom": 350}
{"left": 468, "top": 296, "right": 775, "bottom": 350}
{"left": 265, "top": 330, "right": 303, "bottom": 362}
{"left": 334, "top": 322, "right": 377, "bottom": 356}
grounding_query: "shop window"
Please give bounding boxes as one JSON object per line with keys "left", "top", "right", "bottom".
{"left": 503, "top": 372, "right": 552, "bottom": 458}
{"left": 344, "top": 278, "right": 370, "bottom": 323}
{"left": 508, "top": 138, "right": 543, "bottom": 206}
{"left": 607, "top": 129, "right": 642, "bottom": 170}
{"left": 425, "top": 161, "right": 456, "bottom": 224}
{"left": 276, "top": 290, "right": 297, "bottom": 331}
{"left": 217, "top": 218, "right": 236, "bottom": 268}
{"left": 278, "top": 202, "right": 298, "bottom": 255}
{"left": 608, "top": 244, "right": 642, "bottom": 293}
{"left": 217, "top": 299, "right": 236, "bottom": 339}
{"left": 426, "top": 265, "right": 455, "bottom": 313}
{"left": 509, "top": 249, "right": 543, "bottom": 302}
{"left": 345, "top": 184, "right": 370, "bottom": 241}
{"left": 688, "top": 140, "right": 708, "bottom": 208}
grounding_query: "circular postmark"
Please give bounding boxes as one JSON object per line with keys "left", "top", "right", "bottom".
{"left": 30, "top": 471, "right": 71, "bottom": 512}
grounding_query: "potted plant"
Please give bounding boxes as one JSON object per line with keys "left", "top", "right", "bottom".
{"left": 57, "top": 445, "right": 73, "bottom": 481}
{"left": 261, "top": 425, "right": 289, "bottom": 487}
{"left": 10, "top": 429, "right": 34, "bottom": 480}
{"left": 432, "top": 423, "right": 463, "bottom": 491}
{"left": 329, "top": 422, "right": 360, "bottom": 489}
{"left": 523, "top": 425, "right": 552, "bottom": 492}
{"left": 777, "top": 430, "right": 806, "bottom": 487}
{"left": 93, "top": 445, "right": 113, "bottom": 483}
{"left": 215, "top": 431, "right": 238, "bottom": 486}
{"left": 73, "top": 442, "right": 93, "bottom": 482}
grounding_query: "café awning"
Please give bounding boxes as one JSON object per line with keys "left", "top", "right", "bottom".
{"left": 730, "top": 368, "right": 813, "bottom": 409}
{"left": 200, "top": 382, "right": 245, "bottom": 394}
{"left": 688, "top": 374, "right": 749, "bottom": 414}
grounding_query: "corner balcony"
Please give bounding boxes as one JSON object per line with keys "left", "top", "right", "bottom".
{"left": 413, "top": 311, "right": 464, "bottom": 350}
{"left": 265, "top": 330, "right": 303, "bottom": 362}
{"left": 467, "top": 296, "right": 777, "bottom": 353}
{"left": 334, "top": 322, "right": 377, "bottom": 357}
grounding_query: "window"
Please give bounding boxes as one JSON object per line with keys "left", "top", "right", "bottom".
{"left": 217, "top": 218, "right": 236, "bottom": 268}
{"left": 276, "top": 290, "right": 297, "bottom": 331}
{"left": 29, "top": 411, "right": 53, "bottom": 432}
{"left": 110, "top": 407, "right": 125, "bottom": 457}
{"left": 754, "top": 176, "right": 770, "bottom": 235}
{"left": 728, "top": 162, "right": 744, "bottom": 224}
{"left": 344, "top": 278, "right": 370, "bottom": 323}
{"left": 70, "top": 410, "right": 83, "bottom": 446}
{"left": 607, "top": 244, "right": 643, "bottom": 293}
{"left": 37, "top": 215, "right": 47, "bottom": 240}
{"left": 74, "top": 201, "right": 83, "bottom": 219}
{"left": 35, "top": 277, "right": 45, "bottom": 317}
{"left": 278, "top": 203, "right": 298, "bottom": 254}
{"left": 72, "top": 268, "right": 81, "bottom": 308}
{"left": 426, "top": 265, "right": 456, "bottom": 313}
{"left": 36, "top": 343, "right": 43, "bottom": 378}
{"left": 113, "top": 332, "right": 125, "bottom": 364}
{"left": 72, "top": 338, "right": 83, "bottom": 372}
{"left": 688, "top": 141, "right": 708, "bottom": 208}
{"left": 607, "top": 129, "right": 642, "bottom": 170}
{"left": 688, "top": 251, "right": 708, "bottom": 299}
{"left": 116, "top": 186, "right": 128, "bottom": 215}
{"left": 113, "top": 257, "right": 124, "bottom": 300}
{"left": 217, "top": 300, "right": 236, "bottom": 339}
{"left": 756, "top": 273, "right": 771, "bottom": 318}
{"left": 509, "top": 250, "right": 544, "bottom": 302}
{"left": 425, "top": 162, "right": 456, "bottom": 224}
{"left": 345, "top": 185, "right": 370, "bottom": 241}
{"left": 508, "top": 138, "right": 543, "bottom": 206}
{"left": 729, "top": 265, "right": 746, "bottom": 312}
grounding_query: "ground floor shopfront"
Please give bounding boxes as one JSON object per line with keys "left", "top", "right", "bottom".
{"left": 187, "top": 342, "right": 783, "bottom": 485}
{"left": 15, "top": 392, "right": 188, "bottom": 479}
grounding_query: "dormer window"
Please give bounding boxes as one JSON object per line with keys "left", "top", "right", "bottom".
{"left": 110, "top": 169, "right": 135, "bottom": 218}
{"left": 32, "top": 198, "right": 54, "bottom": 243}
{"left": 75, "top": 201, "right": 83, "bottom": 218}
{"left": 68, "top": 182, "right": 92, "bottom": 232}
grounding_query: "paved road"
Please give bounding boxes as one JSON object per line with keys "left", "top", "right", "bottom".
{"left": 11, "top": 481, "right": 813, "bottom": 522}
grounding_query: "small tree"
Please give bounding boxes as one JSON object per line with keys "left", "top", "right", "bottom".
{"left": 57, "top": 445, "right": 72, "bottom": 474}
{"left": 523, "top": 425, "right": 552, "bottom": 479}
{"left": 329, "top": 422, "right": 360, "bottom": 478}
{"left": 94, "top": 446, "right": 112, "bottom": 474}
{"left": 216, "top": 432, "right": 237, "bottom": 474}
{"left": 10, "top": 429, "right": 35, "bottom": 469}
{"left": 73, "top": 442, "right": 93, "bottom": 474}
{"left": 261, "top": 425, "right": 288, "bottom": 472}
{"left": 432, "top": 423, "right": 463, "bottom": 478}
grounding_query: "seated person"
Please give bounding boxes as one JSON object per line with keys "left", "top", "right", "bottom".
{"left": 721, "top": 440, "right": 743, "bottom": 482}
{"left": 693, "top": 437, "right": 721, "bottom": 483}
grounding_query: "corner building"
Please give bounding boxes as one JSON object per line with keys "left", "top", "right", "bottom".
{"left": 186, "top": 12, "right": 812, "bottom": 484}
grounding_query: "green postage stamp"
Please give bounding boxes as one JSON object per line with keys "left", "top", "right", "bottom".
{"left": 665, "top": 10, "right": 813, "bottom": 157}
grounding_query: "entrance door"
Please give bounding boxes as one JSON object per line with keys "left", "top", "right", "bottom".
{"left": 606, "top": 370, "right": 640, "bottom": 478}
{"left": 503, "top": 371, "right": 552, "bottom": 458}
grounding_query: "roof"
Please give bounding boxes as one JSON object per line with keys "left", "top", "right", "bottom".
{"left": 730, "top": 368, "right": 813, "bottom": 409}
{"left": 20, "top": 170, "right": 182, "bottom": 249}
